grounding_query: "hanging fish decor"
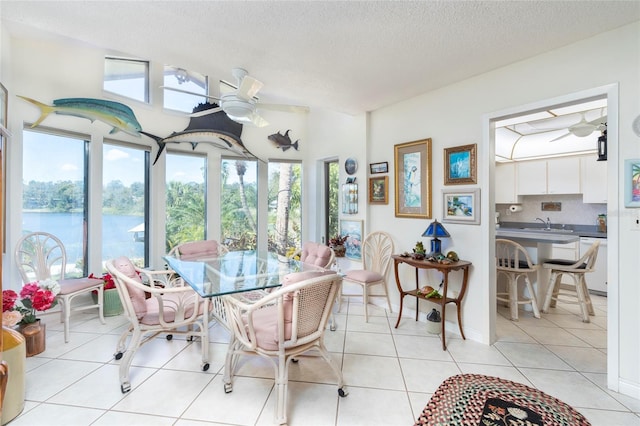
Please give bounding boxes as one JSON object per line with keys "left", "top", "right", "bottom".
{"left": 142, "top": 103, "right": 259, "bottom": 165}
{"left": 268, "top": 129, "right": 299, "bottom": 151}
{"left": 17, "top": 96, "right": 143, "bottom": 137}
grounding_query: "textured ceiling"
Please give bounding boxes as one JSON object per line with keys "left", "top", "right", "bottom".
{"left": 1, "top": 1, "right": 639, "bottom": 115}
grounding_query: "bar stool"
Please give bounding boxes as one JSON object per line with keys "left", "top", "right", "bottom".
{"left": 541, "top": 240, "right": 600, "bottom": 323}
{"left": 495, "top": 239, "right": 540, "bottom": 321}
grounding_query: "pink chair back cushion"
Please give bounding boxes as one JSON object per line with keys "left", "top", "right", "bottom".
{"left": 345, "top": 269, "right": 383, "bottom": 284}
{"left": 178, "top": 240, "right": 221, "bottom": 260}
{"left": 139, "top": 291, "right": 201, "bottom": 325}
{"left": 251, "top": 270, "right": 336, "bottom": 351}
{"left": 113, "top": 256, "right": 147, "bottom": 319}
{"left": 300, "top": 242, "right": 333, "bottom": 267}
{"left": 57, "top": 277, "right": 103, "bottom": 295}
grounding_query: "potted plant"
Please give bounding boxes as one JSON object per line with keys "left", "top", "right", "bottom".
{"left": 329, "top": 234, "right": 348, "bottom": 257}
{"left": 88, "top": 272, "right": 123, "bottom": 317}
{"left": 412, "top": 241, "right": 426, "bottom": 260}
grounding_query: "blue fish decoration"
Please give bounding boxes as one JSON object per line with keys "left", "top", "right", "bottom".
{"left": 18, "top": 96, "right": 142, "bottom": 137}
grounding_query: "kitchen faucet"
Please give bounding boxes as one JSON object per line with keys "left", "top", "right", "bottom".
{"left": 536, "top": 217, "right": 551, "bottom": 230}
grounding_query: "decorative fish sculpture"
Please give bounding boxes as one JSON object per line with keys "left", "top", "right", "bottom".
{"left": 143, "top": 103, "right": 258, "bottom": 165}
{"left": 268, "top": 129, "right": 299, "bottom": 151}
{"left": 17, "top": 96, "right": 142, "bottom": 137}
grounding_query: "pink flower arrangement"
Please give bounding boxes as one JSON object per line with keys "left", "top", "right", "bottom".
{"left": 88, "top": 272, "right": 116, "bottom": 290}
{"left": 2, "top": 279, "right": 60, "bottom": 325}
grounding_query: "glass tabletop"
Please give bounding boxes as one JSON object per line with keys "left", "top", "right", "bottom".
{"left": 164, "top": 250, "right": 322, "bottom": 298}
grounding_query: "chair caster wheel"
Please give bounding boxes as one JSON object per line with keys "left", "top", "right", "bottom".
{"left": 224, "top": 383, "right": 233, "bottom": 393}
{"left": 202, "top": 363, "right": 210, "bottom": 371}
{"left": 166, "top": 334, "right": 173, "bottom": 341}
{"left": 121, "top": 382, "right": 131, "bottom": 393}
{"left": 330, "top": 324, "right": 337, "bottom": 331}
{"left": 188, "top": 336, "right": 194, "bottom": 341}
{"left": 338, "top": 387, "right": 348, "bottom": 397}
{"left": 291, "top": 358, "right": 299, "bottom": 363}
{"left": 114, "top": 352, "right": 123, "bottom": 360}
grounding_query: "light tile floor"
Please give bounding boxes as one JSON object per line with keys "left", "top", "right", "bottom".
{"left": 8, "top": 294, "right": 640, "bottom": 426}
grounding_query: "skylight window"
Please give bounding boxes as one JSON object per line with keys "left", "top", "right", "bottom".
{"left": 104, "top": 57, "right": 149, "bottom": 103}
{"left": 163, "top": 66, "right": 208, "bottom": 114}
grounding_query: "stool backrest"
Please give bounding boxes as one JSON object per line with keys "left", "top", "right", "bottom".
{"left": 496, "top": 239, "right": 537, "bottom": 272}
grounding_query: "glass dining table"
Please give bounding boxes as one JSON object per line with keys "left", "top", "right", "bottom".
{"left": 163, "top": 250, "right": 326, "bottom": 330}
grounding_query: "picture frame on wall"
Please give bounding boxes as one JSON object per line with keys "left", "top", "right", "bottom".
{"left": 444, "top": 143, "right": 477, "bottom": 185}
{"left": 368, "top": 176, "right": 388, "bottom": 204}
{"left": 340, "top": 219, "right": 363, "bottom": 261}
{"left": 394, "top": 138, "right": 432, "bottom": 218}
{"left": 442, "top": 188, "right": 480, "bottom": 225}
{"left": 369, "top": 161, "right": 388, "bottom": 174}
{"left": 624, "top": 159, "right": 640, "bottom": 207}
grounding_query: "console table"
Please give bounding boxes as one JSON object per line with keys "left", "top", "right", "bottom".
{"left": 392, "top": 255, "right": 472, "bottom": 350}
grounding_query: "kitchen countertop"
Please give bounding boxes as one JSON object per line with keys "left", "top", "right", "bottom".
{"left": 496, "top": 229, "right": 580, "bottom": 244}
{"left": 498, "top": 222, "right": 607, "bottom": 239}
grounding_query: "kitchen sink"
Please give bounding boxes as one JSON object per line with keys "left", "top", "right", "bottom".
{"left": 519, "top": 227, "right": 574, "bottom": 233}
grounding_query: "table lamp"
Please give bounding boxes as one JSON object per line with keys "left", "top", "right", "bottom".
{"left": 422, "top": 219, "right": 450, "bottom": 256}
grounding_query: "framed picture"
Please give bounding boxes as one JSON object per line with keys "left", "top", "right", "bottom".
{"left": 369, "top": 176, "right": 388, "bottom": 204}
{"left": 340, "top": 219, "right": 363, "bottom": 261}
{"left": 394, "top": 138, "right": 432, "bottom": 218}
{"left": 0, "top": 82, "right": 7, "bottom": 130}
{"left": 442, "top": 188, "right": 480, "bottom": 225}
{"left": 369, "top": 161, "right": 388, "bottom": 174}
{"left": 444, "top": 143, "right": 477, "bottom": 185}
{"left": 624, "top": 159, "right": 640, "bottom": 207}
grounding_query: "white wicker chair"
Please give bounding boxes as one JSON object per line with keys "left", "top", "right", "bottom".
{"left": 14, "top": 231, "right": 105, "bottom": 343}
{"left": 289, "top": 241, "right": 335, "bottom": 268}
{"left": 167, "top": 239, "right": 229, "bottom": 260}
{"left": 222, "top": 270, "right": 347, "bottom": 425}
{"left": 105, "top": 256, "right": 210, "bottom": 393}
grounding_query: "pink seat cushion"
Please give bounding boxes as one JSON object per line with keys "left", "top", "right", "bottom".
{"left": 113, "top": 256, "right": 147, "bottom": 319}
{"left": 57, "top": 277, "right": 103, "bottom": 295}
{"left": 345, "top": 269, "right": 383, "bottom": 284}
{"left": 250, "top": 270, "right": 336, "bottom": 351}
{"left": 300, "top": 242, "right": 333, "bottom": 267}
{"left": 140, "top": 291, "right": 201, "bottom": 325}
{"left": 178, "top": 240, "right": 221, "bottom": 260}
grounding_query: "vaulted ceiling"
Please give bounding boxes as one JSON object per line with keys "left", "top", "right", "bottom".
{"left": 2, "top": 1, "right": 639, "bottom": 116}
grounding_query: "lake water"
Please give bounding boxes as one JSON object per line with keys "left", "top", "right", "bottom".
{"left": 22, "top": 212, "right": 145, "bottom": 264}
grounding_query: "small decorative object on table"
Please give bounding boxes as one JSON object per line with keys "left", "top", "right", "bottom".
{"left": 89, "top": 272, "right": 123, "bottom": 317}
{"left": 2, "top": 279, "right": 60, "bottom": 356}
{"left": 412, "top": 241, "right": 426, "bottom": 260}
{"left": 329, "top": 235, "right": 348, "bottom": 257}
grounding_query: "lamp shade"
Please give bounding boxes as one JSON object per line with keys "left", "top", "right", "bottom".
{"left": 422, "top": 219, "right": 450, "bottom": 239}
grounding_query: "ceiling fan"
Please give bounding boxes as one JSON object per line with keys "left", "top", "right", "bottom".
{"left": 519, "top": 107, "right": 607, "bottom": 142}
{"left": 162, "top": 68, "right": 309, "bottom": 127}
{"left": 549, "top": 112, "right": 607, "bottom": 142}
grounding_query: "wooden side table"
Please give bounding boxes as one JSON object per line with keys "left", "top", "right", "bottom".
{"left": 392, "top": 255, "right": 472, "bottom": 350}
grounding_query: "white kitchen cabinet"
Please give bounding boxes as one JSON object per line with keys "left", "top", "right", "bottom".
{"left": 517, "top": 160, "right": 547, "bottom": 195}
{"left": 516, "top": 158, "right": 580, "bottom": 195}
{"left": 495, "top": 162, "right": 519, "bottom": 204}
{"left": 581, "top": 154, "right": 607, "bottom": 203}
{"left": 547, "top": 157, "right": 581, "bottom": 194}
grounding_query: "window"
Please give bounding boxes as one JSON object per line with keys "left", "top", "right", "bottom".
{"left": 166, "top": 152, "right": 207, "bottom": 252}
{"left": 268, "top": 161, "right": 302, "bottom": 255}
{"left": 325, "top": 160, "right": 339, "bottom": 244}
{"left": 102, "top": 142, "right": 149, "bottom": 268}
{"left": 22, "top": 129, "right": 89, "bottom": 277}
{"left": 220, "top": 158, "right": 257, "bottom": 251}
{"left": 163, "top": 65, "right": 208, "bottom": 113}
{"left": 104, "top": 57, "right": 149, "bottom": 103}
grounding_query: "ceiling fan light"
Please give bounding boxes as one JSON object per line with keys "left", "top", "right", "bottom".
{"left": 571, "top": 126, "right": 594, "bottom": 137}
{"left": 221, "top": 95, "right": 256, "bottom": 118}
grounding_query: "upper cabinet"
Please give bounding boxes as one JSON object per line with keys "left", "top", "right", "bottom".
{"left": 516, "top": 157, "right": 581, "bottom": 195}
{"left": 495, "top": 162, "right": 519, "bottom": 204}
{"left": 581, "top": 154, "right": 607, "bottom": 203}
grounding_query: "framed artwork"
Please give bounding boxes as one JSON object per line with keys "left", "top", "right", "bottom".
{"left": 340, "top": 219, "right": 363, "bottom": 261}
{"left": 394, "top": 138, "right": 432, "bottom": 218}
{"left": 0, "top": 82, "right": 6, "bottom": 130}
{"left": 624, "top": 159, "right": 640, "bottom": 207}
{"left": 369, "top": 176, "right": 388, "bottom": 204}
{"left": 444, "top": 143, "right": 477, "bottom": 185}
{"left": 369, "top": 161, "right": 388, "bottom": 174}
{"left": 345, "top": 157, "right": 358, "bottom": 175}
{"left": 442, "top": 188, "right": 480, "bottom": 225}
{"left": 342, "top": 183, "right": 358, "bottom": 214}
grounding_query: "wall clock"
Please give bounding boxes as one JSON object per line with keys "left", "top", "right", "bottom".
{"left": 345, "top": 157, "right": 358, "bottom": 175}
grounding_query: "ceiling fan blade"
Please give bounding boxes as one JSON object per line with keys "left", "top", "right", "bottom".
{"left": 190, "top": 106, "right": 223, "bottom": 117}
{"left": 237, "top": 75, "right": 263, "bottom": 100}
{"left": 227, "top": 111, "right": 269, "bottom": 128}
{"left": 549, "top": 132, "right": 572, "bottom": 142}
{"left": 161, "top": 86, "right": 221, "bottom": 101}
{"left": 257, "top": 103, "right": 310, "bottom": 113}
